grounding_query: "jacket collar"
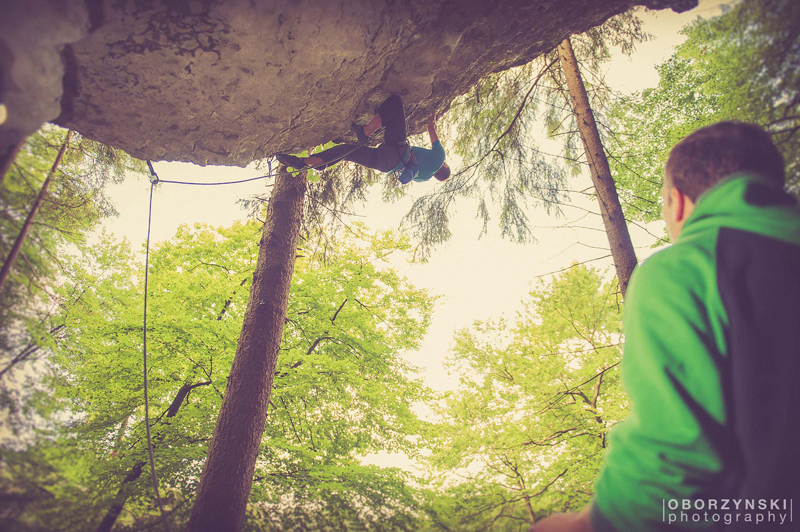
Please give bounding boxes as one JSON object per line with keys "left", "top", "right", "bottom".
{"left": 678, "top": 173, "right": 800, "bottom": 243}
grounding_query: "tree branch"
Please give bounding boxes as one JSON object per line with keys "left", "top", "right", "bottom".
{"left": 166, "top": 381, "right": 213, "bottom": 417}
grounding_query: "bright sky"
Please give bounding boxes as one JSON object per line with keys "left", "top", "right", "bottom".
{"left": 100, "top": 2, "right": 734, "bottom": 470}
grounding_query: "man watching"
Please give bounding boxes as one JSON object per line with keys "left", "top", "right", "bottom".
{"left": 532, "top": 121, "right": 800, "bottom": 531}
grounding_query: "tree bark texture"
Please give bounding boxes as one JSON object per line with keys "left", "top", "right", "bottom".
{"left": 185, "top": 168, "right": 307, "bottom": 532}
{"left": 558, "top": 37, "right": 637, "bottom": 296}
{"left": 0, "top": 129, "right": 71, "bottom": 292}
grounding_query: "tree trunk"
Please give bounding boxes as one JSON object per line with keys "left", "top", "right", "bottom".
{"left": 523, "top": 492, "right": 536, "bottom": 526}
{"left": 0, "top": 136, "right": 27, "bottom": 186}
{"left": 186, "top": 168, "right": 307, "bottom": 532}
{"left": 95, "top": 462, "right": 144, "bottom": 532}
{"left": 558, "top": 37, "right": 637, "bottom": 296}
{"left": 0, "top": 130, "right": 71, "bottom": 292}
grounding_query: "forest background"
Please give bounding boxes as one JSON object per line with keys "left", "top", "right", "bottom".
{"left": 1, "top": 0, "right": 798, "bottom": 530}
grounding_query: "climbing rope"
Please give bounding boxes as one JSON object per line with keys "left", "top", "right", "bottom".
{"left": 139, "top": 135, "right": 378, "bottom": 530}
{"left": 142, "top": 167, "right": 172, "bottom": 531}
{"left": 146, "top": 133, "right": 383, "bottom": 186}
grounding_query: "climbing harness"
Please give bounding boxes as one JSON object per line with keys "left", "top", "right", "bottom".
{"left": 391, "top": 141, "right": 420, "bottom": 185}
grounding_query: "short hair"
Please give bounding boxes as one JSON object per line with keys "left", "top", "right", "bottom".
{"left": 665, "top": 121, "right": 785, "bottom": 201}
{"left": 434, "top": 163, "right": 451, "bottom": 181}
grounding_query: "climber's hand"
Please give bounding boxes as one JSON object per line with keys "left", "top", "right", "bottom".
{"left": 427, "top": 112, "right": 439, "bottom": 144}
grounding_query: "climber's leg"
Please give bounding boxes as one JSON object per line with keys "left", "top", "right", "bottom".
{"left": 278, "top": 142, "right": 402, "bottom": 172}
{"left": 352, "top": 95, "right": 405, "bottom": 142}
{"left": 372, "top": 143, "right": 405, "bottom": 172}
{"left": 278, "top": 95, "right": 407, "bottom": 172}
{"left": 303, "top": 144, "right": 368, "bottom": 170}
{"left": 303, "top": 142, "right": 401, "bottom": 173}
{"left": 375, "top": 94, "right": 407, "bottom": 144}
{"left": 288, "top": 143, "right": 386, "bottom": 173}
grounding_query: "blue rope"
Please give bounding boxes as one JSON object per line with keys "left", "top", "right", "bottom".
{"left": 147, "top": 130, "right": 381, "bottom": 186}
{"left": 143, "top": 179, "right": 172, "bottom": 532}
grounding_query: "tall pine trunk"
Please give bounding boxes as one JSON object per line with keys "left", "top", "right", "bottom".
{"left": 0, "top": 130, "right": 71, "bottom": 292}
{"left": 558, "top": 37, "right": 637, "bottom": 296}
{"left": 186, "top": 167, "right": 307, "bottom": 532}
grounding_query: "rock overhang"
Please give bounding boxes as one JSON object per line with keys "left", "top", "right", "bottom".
{"left": 0, "top": 0, "right": 698, "bottom": 167}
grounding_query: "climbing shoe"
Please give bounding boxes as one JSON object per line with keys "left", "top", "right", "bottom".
{"left": 351, "top": 122, "right": 369, "bottom": 144}
{"left": 275, "top": 153, "right": 307, "bottom": 170}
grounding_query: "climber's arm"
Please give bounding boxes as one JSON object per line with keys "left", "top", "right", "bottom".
{"left": 428, "top": 113, "right": 439, "bottom": 145}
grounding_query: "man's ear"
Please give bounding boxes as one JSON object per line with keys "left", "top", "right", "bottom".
{"left": 671, "top": 186, "right": 687, "bottom": 222}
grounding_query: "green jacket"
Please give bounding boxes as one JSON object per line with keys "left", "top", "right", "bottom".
{"left": 590, "top": 174, "right": 800, "bottom": 531}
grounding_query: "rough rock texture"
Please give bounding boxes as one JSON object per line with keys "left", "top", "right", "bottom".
{"left": 1, "top": 0, "right": 696, "bottom": 167}
{"left": 0, "top": 1, "right": 91, "bottom": 162}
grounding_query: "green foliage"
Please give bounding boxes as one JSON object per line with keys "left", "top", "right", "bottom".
{"left": 244, "top": 146, "right": 384, "bottom": 262}
{"left": 609, "top": 0, "right": 800, "bottom": 222}
{"left": 0, "top": 220, "right": 436, "bottom": 531}
{"left": 301, "top": 162, "right": 383, "bottom": 259}
{"left": 0, "top": 126, "right": 144, "bottom": 433}
{"left": 403, "top": 55, "right": 571, "bottom": 261}
{"left": 423, "top": 265, "right": 626, "bottom": 531}
{"left": 408, "top": 58, "right": 568, "bottom": 258}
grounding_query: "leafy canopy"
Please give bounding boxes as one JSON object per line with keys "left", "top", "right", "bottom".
{"left": 608, "top": 0, "right": 800, "bottom": 222}
{"left": 1, "top": 220, "right": 437, "bottom": 532}
{"left": 422, "top": 265, "right": 626, "bottom": 531}
{"left": 0, "top": 126, "right": 143, "bottom": 434}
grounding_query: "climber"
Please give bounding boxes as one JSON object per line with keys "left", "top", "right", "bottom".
{"left": 276, "top": 94, "right": 450, "bottom": 184}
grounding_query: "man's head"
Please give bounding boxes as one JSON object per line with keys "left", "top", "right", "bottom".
{"left": 434, "top": 162, "right": 451, "bottom": 181}
{"left": 661, "top": 121, "right": 784, "bottom": 240}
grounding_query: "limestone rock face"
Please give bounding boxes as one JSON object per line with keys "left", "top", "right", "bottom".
{"left": 0, "top": 1, "right": 91, "bottom": 160}
{"left": 1, "top": 0, "right": 696, "bottom": 167}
